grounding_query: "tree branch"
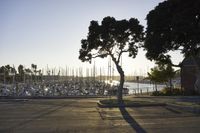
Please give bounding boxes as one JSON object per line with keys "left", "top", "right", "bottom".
{"left": 170, "top": 62, "right": 181, "bottom": 67}
{"left": 177, "top": 48, "right": 184, "bottom": 51}
{"left": 91, "top": 53, "right": 108, "bottom": 59}
{"left": 107, "top": 49, "right": 118, "bottom": 65}
{"left": 117, "top": 49, "right": 129, "bottom": 63}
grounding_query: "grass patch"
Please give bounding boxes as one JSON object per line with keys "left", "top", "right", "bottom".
{"left": 98, "top": 98, "right": 165, "bottom": 107}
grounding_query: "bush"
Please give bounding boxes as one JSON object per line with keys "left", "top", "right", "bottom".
{"left": 152, "top": 91, "right": 163, "bottom": 96}
{"left": 152, "top": 87, "right": 183, "bottom": 96}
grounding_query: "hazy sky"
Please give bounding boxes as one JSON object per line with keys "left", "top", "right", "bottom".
{"left": 0, "top": 0, "right": 183, "bottom": 76}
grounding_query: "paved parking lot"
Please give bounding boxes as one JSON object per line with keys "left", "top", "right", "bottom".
{"left": 0, "top": 98, "right": 200, "bottom": 133}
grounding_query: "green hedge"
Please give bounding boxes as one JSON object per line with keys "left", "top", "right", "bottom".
{"left": 152, "top": 87, "right": 183, "bottom": 96}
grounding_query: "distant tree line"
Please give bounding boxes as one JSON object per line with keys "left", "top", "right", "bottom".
{"left": 0, "top": 64, "right": 42, "bottom": 83}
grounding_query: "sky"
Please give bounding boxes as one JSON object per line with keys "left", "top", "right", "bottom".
{"left": 0, "top": 0, "right": 183, "bottom": 76}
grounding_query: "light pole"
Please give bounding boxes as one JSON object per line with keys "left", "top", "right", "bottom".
{"left": 136, "top": 76, "right": 139, "bottom": 94}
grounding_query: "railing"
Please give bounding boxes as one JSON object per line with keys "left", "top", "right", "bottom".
{"left": 130, "top": 87, "right": 158, "bottom": 95}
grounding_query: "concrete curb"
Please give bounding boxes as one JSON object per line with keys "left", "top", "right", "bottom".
{"left": 166, "top": 103, "right": 200, "bottom": 114}
{"left": 98, "top": 100, "right": 200, "bottom": 114}
{"left": 97, "top": 101, "right": 166, "bottom": 108}
{"left": 0, "top": 96, "right": 107, "bottom": 99}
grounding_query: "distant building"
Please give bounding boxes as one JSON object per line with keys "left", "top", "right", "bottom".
{"left": 181, "top": 56, "right": 200, "bottom": 95}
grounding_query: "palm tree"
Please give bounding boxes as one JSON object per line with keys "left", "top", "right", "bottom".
{"left": 18, "top": 65, "right": 24, "bottom": 82}
{"left": 24, "top": 68, "right": 32, "bottom": 82}
{"left": 31, "top": 64, "right": 37, "bottom": 81}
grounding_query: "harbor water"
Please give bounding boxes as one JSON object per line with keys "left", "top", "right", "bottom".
{"left": 110, "top": 80, "right": 165, "bottom": 94}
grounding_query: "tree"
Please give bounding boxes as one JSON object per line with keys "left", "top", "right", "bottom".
{"left": 31, "top": 64, "right": 37, "bottom": 81}
{"left": 37, "top": 69, "right": 42, "bottom": 81}
{"left": 0, "top": 65, "right": 9, "bottom": 83}
{"left": 10, "top": 66, "right": 17, "bottom": 75}
{"left": 144, "top": 0, "right": 200, "bottom": 66}
{"left": 148, "top": 64, "right": 176, "bottom": 93}
{"left": 24, "top": 68, "right": 32, "bottom": 82}
{"left": 18, "top": 64, "right": 24, "bottom": 82}
{"left": 31, "top": 64, "right": 37, "bottom": 74}
{"left": 0, "top": 65, "right": 16, "bottom": 83}
{"left": 79, "top": 16, "right": 144, "bottom": 103}
{"left": 24, "top": 68, "right": 32, "bottom": 75}
{"left": 148, "top": 66, "right": 165, "bottom": 91}
{"left": 164, "top": 64, "right": 176, "bottom": 91}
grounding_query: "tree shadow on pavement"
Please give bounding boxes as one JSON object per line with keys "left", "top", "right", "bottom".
{"left": 119, "top": 106, "right": 147, "bottom": 133}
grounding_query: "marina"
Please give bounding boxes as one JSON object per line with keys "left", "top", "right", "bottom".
{"left": 0, "top": 78, "right": 165, "bottom": 97}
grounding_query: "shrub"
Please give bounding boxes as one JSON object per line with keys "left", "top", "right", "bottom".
{"left": 152, "top": 87, "right": 183, "bottom": 96}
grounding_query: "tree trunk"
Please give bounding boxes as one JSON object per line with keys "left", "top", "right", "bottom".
{"left": 116, "top": 64, "right": 124, "bottom": 104}
{"left": 169, "top": 78, "right": 172, "bottom": 94}
{"left": 155, "top": 83, "right": 157, "bottom": 92}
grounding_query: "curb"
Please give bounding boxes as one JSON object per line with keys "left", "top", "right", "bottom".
{"left": 98, "top": 101, "right": 200, "bottom": 114}
{"left": 97, "top": 101, "right": 166, "bottom": 108}
{"left": 0, "top": 96, "right": 107, "bottom": 99}
{"left": 166, "top": 103, "right": 200, "bottom": 114}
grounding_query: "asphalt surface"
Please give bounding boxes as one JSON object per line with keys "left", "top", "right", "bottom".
{"left": 0, "top": 98, "right": 200, "bottom": 133}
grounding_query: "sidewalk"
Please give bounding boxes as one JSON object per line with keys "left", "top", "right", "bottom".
{"left": 129, "top": 96, "right": 200, "bottom": 114}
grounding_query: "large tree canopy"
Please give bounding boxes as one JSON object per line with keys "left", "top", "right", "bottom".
{"left": 144, "top": 0, "right": 200, "bottom": 66}
{"left": 79, "top": 16, "right": 144, "bottom": 102}
{"left": 79, "top": 16, "right": 144, "bottom": 63}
